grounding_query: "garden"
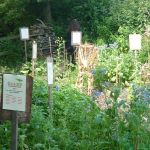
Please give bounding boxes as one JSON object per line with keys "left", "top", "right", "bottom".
{"left": 0, "top": 0, "right": 150, "bottom": 150}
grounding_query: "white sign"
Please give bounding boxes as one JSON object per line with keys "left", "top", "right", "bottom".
{"left": 2, "top": 74, "right": 26, "bottom": 112}
{"left": 47, "top": 57, "right": 53, "bottom": 85}
{"left": 32, "top": 41, "right": 37, "bottom": 59}
{"left": 129, "top": 34, "right": 142, "bottom": 50}
{"left": 20, "top": 27, "right": 29, "bottom": 40}
{"left": 71, "top": 31, "right": 82, "bottom": 46}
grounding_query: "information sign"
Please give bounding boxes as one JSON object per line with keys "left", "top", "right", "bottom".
{"left": 71, "top": 31, "right": 82, "bottom": 46}
{"left": 3, "top": 74, "right": 26, "bottom": 112}
{"left": 20, "top": 27, "right": 29, "bottom": 40}
{"left": 129, "top": 34, "right": 142, "bottom": 50}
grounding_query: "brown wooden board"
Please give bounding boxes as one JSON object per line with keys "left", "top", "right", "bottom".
{"left": 0, "top": 75, "right": 33, "bottom": 123}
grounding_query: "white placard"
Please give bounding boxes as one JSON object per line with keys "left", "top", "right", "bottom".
{"left": 2, "top": 74, "right": 26, "bottom": 112}
{"left": 71, "top": 31, "right": 82, "bottom": 46}
{"left": 32, "top": 41, "right": 37, "bottom": 59}
{"left": 47, "top": 57, "right": 53, "bottom": 85}
{"left": 20, "top": 27, "right": 29, "bottom": 40}
{"left": 129, "top": 34, "right": 142, "bottom": 50}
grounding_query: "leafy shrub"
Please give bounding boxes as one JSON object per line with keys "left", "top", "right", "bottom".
{"left": 1, "top": 78, "right": 150, "bottom": 149}
{"left": 94, "top": 48, "right": 137, "bottom": 91}
{"left": 93, "top": 66, "right": 111, "bottom": 91}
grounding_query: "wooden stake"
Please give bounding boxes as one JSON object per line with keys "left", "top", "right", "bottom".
{"left": 11, "top": 111, "right": 18, "bottom": 150}
{"left": 48, "top": 85, "right": 53, "bottom": 110}
{"left": 32, "top": 59, "right": 35, "bottom": 77}
{"left": 24, "top": 40, "right": 27, "bottom": 63}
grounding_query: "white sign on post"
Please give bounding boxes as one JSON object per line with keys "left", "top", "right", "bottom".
{"left": 2, "top": 74, "right": 26, "bottom": 112}
{"left": 20, "top": 27, "right": 29, "bottom": 40}
{"left": 71, "top": 31, "right": 82, "bottom": 46}
{"left": 129, "top": 34, "right": 142, "bottom": 50}
{"left": 32, "top": 41, "right": 37, "bottom": 59}
{"left": 47, "top": 57, "right": 53, "bottom": 85}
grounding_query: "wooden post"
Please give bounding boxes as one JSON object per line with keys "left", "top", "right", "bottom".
{"left": 11, "top": 111, "right": 18, "bottom": 150}
{"left": 32, "top": 59, "right": 35, "bottom": 77}
{"left": 24, "top": 40, "right": 27, "bottom": 63}
{"left": 63, "top": 41, "right": 66, "bottom": 72}
{"left": 19, "top": 27, "right": 29, "bottom": 63}
{"left": 116, "top": 58, "right": 119, "bottom": 84}
{"left": 134, "top": 50, "right": 138, "bottom": 82}
{"left": 148, "top": 51, "right": 150, "bottom": 64}
{"left": 48, "top": 85, "right": 53, "bottom": 110}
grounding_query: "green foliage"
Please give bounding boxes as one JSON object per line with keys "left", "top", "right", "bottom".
{"left": 1, "top": 74, "right": 150, "bottom": 149}
{"left": 0, "top": 122, "right": 11, "bottom": 149}
{"left": 123, "top": 85, "right": 150, "bottom": 148}
{"left": 93, "top": 66, "right": 111, "bottom": 91}
{"left": 94, "top": 48, "right": 136, "bottom": 91}
{"left": 0, "top": 40, "right": 24, "bottom": 68}
{"left": 112, "top": 0, "right": 150, "bottom": 32}
{"left": 0, "top": 0, "right": 29, "bottom": 35}
{"left": 1, "top": 0, "right": 150, "bottom": 149}
{"left": 70, "top": 0, "right": 115, "bottom": 43}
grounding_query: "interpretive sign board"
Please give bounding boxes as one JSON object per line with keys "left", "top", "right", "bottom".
{"left": 71, "top": 31, "right": 82, "bottom": 46}
{"left": 0, "top": 74, "right": 33, "bottom": 122}
{"left": 3, "top": 74, "right": 26, "bottom": 112}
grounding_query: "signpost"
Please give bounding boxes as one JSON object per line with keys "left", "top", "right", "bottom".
{"left": 20, "top": 27, "right": 30, "bottom": 63}
{"left": 3, "top": 74, "right": 26, "bottom": 150}
{"left": 47, "top": 56, "right": 53, "bottom": 109}
{"left": 0, "top": 74, "right": 33, "bottom": 150}
{"left": 129, "top": 34, "right": 142, "bottom": 81}
{"left": 41, "top": 36, "right": 54, "bottom": 111}
{"left": 71, "top": 31, "right": 82, "bottom": 63}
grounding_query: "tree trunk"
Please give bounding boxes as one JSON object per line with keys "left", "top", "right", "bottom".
{"left": 43, "top": 1, "right": 52, "bottom": 23}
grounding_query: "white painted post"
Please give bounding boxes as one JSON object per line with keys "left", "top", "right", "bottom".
{"left": 47, "top": 56, "right": 53, "bottom": 109}
{"left": 32, "top": 41, "right": 37, "bottom": 77}
{"left": 129, "top": 34, "right": 142, "bottom": 81}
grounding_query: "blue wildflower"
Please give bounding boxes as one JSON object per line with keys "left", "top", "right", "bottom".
{"left": 91, "top": 69, "right": 96, "bottom": 75}
{"left": 55, "top": 85, "right": 60, "bottom": 91}
{"left": 92, "top": 90, "right": 103, "bottom": 97}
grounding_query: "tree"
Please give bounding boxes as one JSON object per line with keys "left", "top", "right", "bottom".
{"left": 0, "top": 0, "right": 30, "bottom": 36}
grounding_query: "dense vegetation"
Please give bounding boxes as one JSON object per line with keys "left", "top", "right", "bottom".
{"left": 0, "top": 0, "right": 150, "bottom": 149}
